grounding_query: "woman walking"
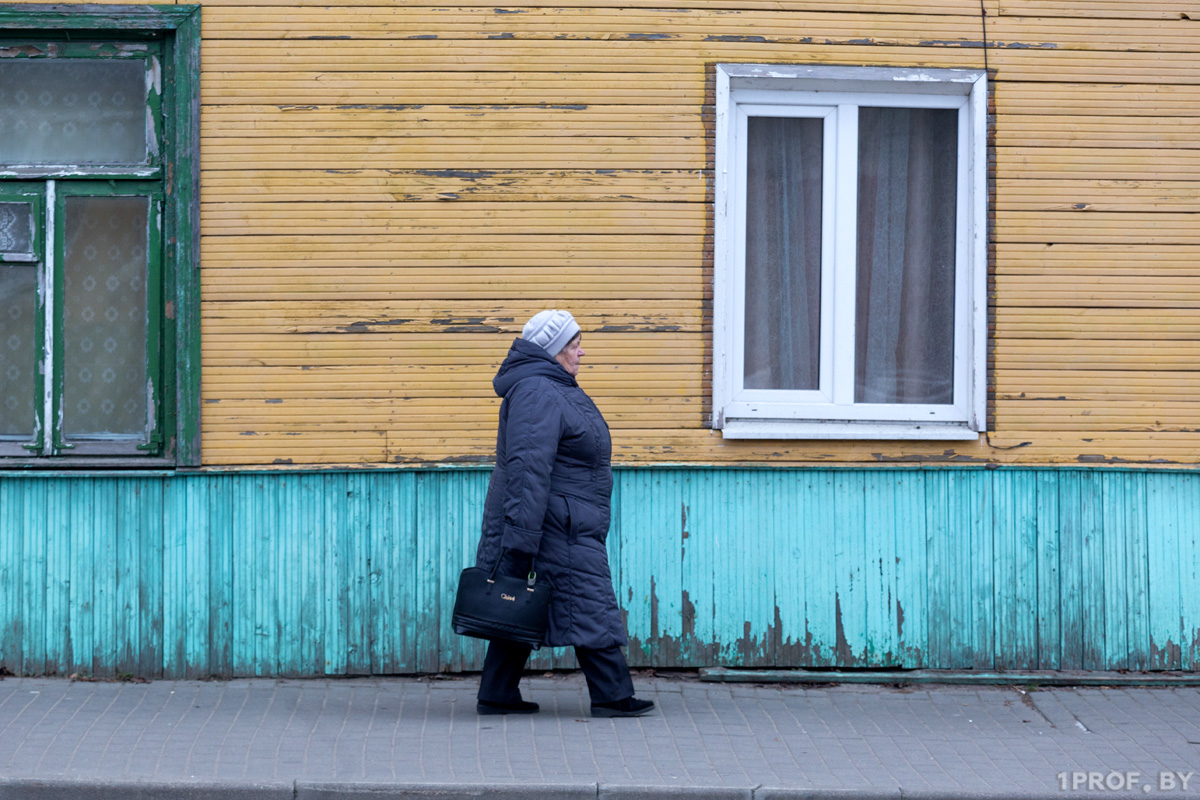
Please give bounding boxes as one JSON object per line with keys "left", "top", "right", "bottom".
{"left": 473, "top": 309, "right": 654, "bottom": 718}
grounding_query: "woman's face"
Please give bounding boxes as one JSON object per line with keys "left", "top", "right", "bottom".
{"left": 555, "top": 334, "right": 585, "bottom": 377}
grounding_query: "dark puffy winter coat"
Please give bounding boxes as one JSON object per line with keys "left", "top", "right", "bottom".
{"left": 475, "top": 337, "right": 627, "bottom": 650}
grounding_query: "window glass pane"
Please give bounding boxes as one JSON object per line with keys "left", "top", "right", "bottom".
{"left": 855, "top": 107, "right": 957, "bottom": 405}
{"left": 744, "top": 116, "right": 823, "bottom": 391}
{"left": 0, "top": 60, "right": 147, "bottom": 165}
{"left": 62, "top": 195, "right": 148, "bottom": 438}
{"left": 0, "top": 265, "right": 38, "bottom": 437}
{"left": 0, "top": 202, "right": 35, "bottom": 257}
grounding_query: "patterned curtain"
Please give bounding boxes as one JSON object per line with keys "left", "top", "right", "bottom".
{"left": 0, "top": 60, "right": 147, "bottom": 165}
{"left": 61, "top": 195, "right": 149, "bottom": 436}
{"left": 0, "top": 266, "right": 37, "bottom": 437}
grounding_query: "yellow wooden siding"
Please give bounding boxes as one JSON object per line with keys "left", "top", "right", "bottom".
{"left": 11, "top": 0, "right": 1195, "bottom": 466}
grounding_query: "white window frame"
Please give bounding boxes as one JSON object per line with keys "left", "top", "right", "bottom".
{"left": 713, "top": 63, "right": 988, "bottom": 440}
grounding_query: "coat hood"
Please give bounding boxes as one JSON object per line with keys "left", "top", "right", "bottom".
{"left": 493, "top": 337, "right": 577, "bottom": 397}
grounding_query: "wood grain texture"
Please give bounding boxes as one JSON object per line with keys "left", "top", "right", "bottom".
{"left": 15, "top": 0, "right": 1196, "bottom": 467}
{"left": 9, "top": 466, "right": 1200, "bottom": 676}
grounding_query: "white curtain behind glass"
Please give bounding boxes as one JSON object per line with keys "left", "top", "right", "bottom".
{"left": 0, "top": 60, "right": 146, "bottom": 165}
{"left": 0, "top": 266, "right": 36, "bottom": 437}
{"left": 743, "top": 116, "right": 823, "bottom": 391}
{"left": 61, "top": 195, "right": 149, "bottom": 436}
{"left": 0, "top": 202, "right": 37, "bottom": 436}
{"left": 855, "top": 107, "right": 958, "bottom": 405}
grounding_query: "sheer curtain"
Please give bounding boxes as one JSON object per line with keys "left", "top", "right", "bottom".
{"left": 743, "top": 116, "right": 823, "bottom": 391}
{"left": 61, "top": 195, "right": 149, "bottom": 436}
{"left": 742, "top": 108, "right": 957, "bottom": 403}
{"left": 0, "top": 60, "right": 147, "bottom": 165}
{"left": 855, "top": 107, "right": 958, "bottom": 405}
{"left": 0, "top": 264, "right": 36, "bottom": 437}
{"left": 0, "top": 202, "right": 37, "bottom": 436}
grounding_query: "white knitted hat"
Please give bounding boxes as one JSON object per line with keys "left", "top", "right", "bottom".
{"left": 522, "top": 309, "right": 581, "bottom": 357}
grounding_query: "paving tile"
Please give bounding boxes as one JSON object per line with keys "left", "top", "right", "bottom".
{"left": 2, "top": 677, "right": 1200, "bottom": 799}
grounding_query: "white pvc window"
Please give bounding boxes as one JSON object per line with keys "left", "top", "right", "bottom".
{"left": 713, "top": 64, "right": 988, "bottom": 440}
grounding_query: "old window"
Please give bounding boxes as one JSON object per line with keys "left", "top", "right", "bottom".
{"left": 713, "top": 64, "right": 987, "bottom": 440}
{"left": 0, "top": 6, "right": 199, "bottom": 464}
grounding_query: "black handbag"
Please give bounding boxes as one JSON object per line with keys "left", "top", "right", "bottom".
{"left": 451, "top": 555, "right": 550, "bottom": 649}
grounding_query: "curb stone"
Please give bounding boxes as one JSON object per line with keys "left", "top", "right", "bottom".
{"left": 0, "top": 779, "right": 293, "bottom": 800}
{"left": 296, "top": 782, "right": 598, "bottom": 800}
{"left": 0, "top": 778, "right": 1167, "bottom": 800}
{"left": 890, "top": 793, "right": 1153, "bottom": 800}
{"left": 599, "top": 786, "right": 753, "bottom": 800}
{"left": 754, "top": 790, "right": 895, "bottom": 800}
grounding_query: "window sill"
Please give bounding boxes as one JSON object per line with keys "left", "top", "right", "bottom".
{"left": 719, "top": 419, "right": 982, "bottom": 441}
{"left": 0, "top": 456, "right": 177, "bottom": 470}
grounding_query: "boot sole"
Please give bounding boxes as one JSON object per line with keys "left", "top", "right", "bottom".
{"left": 590, "top": 705, "right": 655, "bottom": 718}
{"left": 476, "top": 702, "right": 539, "bottom": 715}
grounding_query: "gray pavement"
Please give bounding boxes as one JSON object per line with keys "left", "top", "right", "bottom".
{"left": 1, "top": 672, "right": 1199, "bottom": 799}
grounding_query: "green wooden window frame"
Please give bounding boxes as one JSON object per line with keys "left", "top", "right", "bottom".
{"left": 0, "top": 4, "right": 199, "bottom": 466}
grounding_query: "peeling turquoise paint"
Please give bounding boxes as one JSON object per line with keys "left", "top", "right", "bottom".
{"left": 1, "top": 467, "right": 1199, "bottom": 678}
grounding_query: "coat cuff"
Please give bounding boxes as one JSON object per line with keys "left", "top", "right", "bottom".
{"left": 501, "top": 522, "right": 542, "bottom": 555}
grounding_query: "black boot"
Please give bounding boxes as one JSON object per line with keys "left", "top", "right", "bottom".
{"left": 591, "top": 696, "right": 654, "bottom": 718}
{"left": 477, "top": 699, "right": 540, "bottom": 715}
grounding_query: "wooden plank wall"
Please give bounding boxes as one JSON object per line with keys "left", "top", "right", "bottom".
{"left": 8, "top": 0, "right": 1198, "bottom": 466}
{"left": 3, "top": 467, "right": 1199, "bottom": 678}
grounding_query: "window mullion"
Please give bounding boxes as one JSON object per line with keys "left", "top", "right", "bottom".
{"left": 42, "top": 179, "right": 58, "bottom": 455}
{"left": 730, "top": 104, "right": 750, "bottom": 403}
{"left": 966, "top": 87, "right": 988, "bottom": 429}
{"left": 953, "top": 103, "right": 972, "bottom": 419}
{"left": 49, "top": 181, "right": 79, "bottom": 453}
{"left": 137, "top": 193, "right": 165, "bottom": 453}
{"left": 830, "top": 104, "right": 858, "bottom": 406}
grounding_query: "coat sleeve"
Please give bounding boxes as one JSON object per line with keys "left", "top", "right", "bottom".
{"left": 500, "top": 378, "right": 564, "bottom": 556}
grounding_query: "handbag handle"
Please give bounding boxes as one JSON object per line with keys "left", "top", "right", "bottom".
{"left": 489, "top": 548, "right": 539, "bottom": 588}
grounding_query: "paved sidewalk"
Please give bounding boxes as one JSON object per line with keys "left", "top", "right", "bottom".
{"left": 1, "top": 672, "right": 1199, "bottom": 799}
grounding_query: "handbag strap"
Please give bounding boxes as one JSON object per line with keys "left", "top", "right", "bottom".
{"left": 490, "top": 547, "right": 539, "bottom": 587}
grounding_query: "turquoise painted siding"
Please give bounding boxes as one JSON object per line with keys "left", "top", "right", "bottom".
{"left": 2, "top": 467, "right": 1199, "bottom": 678}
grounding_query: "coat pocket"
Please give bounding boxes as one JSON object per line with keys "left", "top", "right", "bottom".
{"left": 564, "top": 496, "right": 609, "bottom": 544}
{"left": 545, "top": 493, "right": 571, "bottom": 537}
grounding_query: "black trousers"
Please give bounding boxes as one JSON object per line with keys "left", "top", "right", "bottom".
{"left": 478, "top": 639, "right": 635, "bottom": 704}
